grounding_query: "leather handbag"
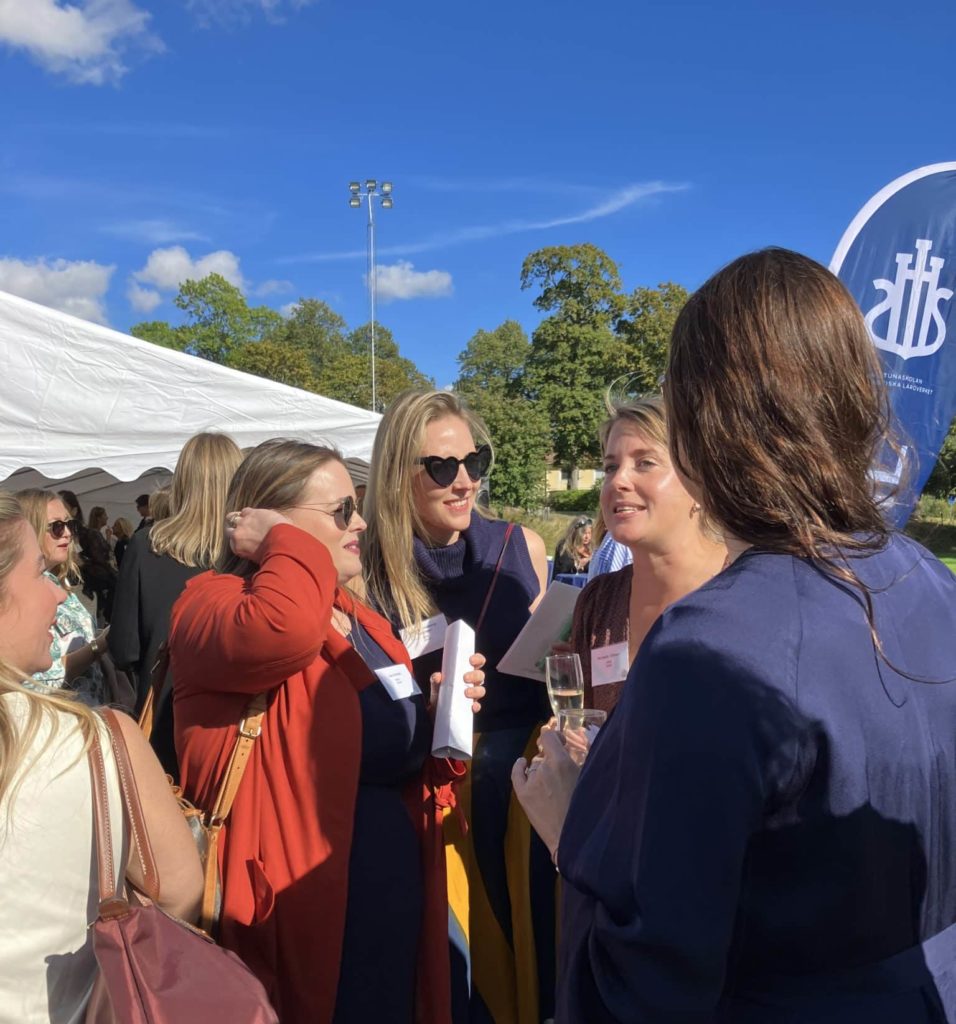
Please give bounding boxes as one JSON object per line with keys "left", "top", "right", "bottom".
{"left": 85, "top": 708, "right": 278, "bottom": 1024}
{"left": 139, "top": 644, "right": 266, "bottom": 934}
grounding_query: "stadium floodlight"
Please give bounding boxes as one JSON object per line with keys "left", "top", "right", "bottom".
{"left": 347, "top": 179, "right": 395, "bottom": 411}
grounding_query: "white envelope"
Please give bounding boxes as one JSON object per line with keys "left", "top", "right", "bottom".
{"left": 430, "top": 619, "right": 475, "bottom": 760}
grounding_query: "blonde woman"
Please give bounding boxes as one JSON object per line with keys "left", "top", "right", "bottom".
{"left": 111, "top": 515, "right": 134, "bottom": 567}
{"left": 552, "top": 515, "right": 593, "bottom": 575}
{"left": 0, "top": 492, "right": 201, "bottom": 1021}
{"left": 109, "top": 432, "right": 242, "bottom": 775}
{"left": 17, "top": 488, "right": 109, "bottom": 705}
{"left": 569, "top": 398, "right": 728, "bottom": 712}
{"left": 363, "top": 389, "right": 553, "bottom": 1024}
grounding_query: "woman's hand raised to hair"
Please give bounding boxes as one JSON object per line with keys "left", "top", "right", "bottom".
{"left": 226, "top": 507, "right": 294, "bottom": 564}
{"left": 429, "top": 653, "right": 487, "bottom": 714}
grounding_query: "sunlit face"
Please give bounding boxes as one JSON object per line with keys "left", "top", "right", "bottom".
{"left": 42, "top": 498, "right": 74, "bottom": 571}
{"left": 600, "top": 420, "right": 698, "bottom": 552}
{"left": 0, "top": 522, "right": 66, "bottom": 675}
{"left": 413, "top": 416, "right": 480, "bottom": 546}
{"left": 284, "top": 461, "right": 366, "bottom": 586}
{"left": 580, "top": 526, "right": 592, "bottom": 548}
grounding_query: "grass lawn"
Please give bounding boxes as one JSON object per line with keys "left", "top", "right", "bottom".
{"left": 905, "top": 519, "right": 956, "bottom": 573}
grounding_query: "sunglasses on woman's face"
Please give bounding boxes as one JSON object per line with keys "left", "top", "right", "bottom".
{"left": 46, "top": 519, "right": 79, "bottom": 539}
{"left": 288, "top": 495, "right": 356, "bottom": 530}
{"left": 417, "top": 444, "right": 492, "bottom": 488}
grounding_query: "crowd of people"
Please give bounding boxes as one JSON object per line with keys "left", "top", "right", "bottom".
{"left": 0, "top": 248, "right": 954, "bottom": 1024}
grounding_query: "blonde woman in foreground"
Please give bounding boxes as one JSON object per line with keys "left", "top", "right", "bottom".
{"left": 0, "top": 492, "right": 201, "bottom": 1022}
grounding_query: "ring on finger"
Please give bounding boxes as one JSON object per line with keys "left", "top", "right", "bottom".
{"left": 227, "top": 511, "right": 241, "bottom": 528}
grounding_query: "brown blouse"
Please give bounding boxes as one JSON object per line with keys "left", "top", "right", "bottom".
{"left": 569, "top": 566, "right": 632, "bottom": 713}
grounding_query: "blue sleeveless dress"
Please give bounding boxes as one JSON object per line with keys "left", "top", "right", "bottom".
{"left": 333, "top": 619, "right": 431, "bottom": 1024}
{"left": 412, "top": 513, "right": 556, "bottom": 1024}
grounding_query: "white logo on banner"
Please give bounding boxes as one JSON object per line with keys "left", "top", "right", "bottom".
{"left": 864, "top": 238, "right": 953, "bottom": 360}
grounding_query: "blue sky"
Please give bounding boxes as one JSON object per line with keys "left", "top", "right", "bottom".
{"left": 1, "top": 0, "right": 955, "bottom": 390}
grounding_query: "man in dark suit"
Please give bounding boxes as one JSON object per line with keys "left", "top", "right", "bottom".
{"left": 134, "top": 493, "right": 151, "bottom": 532}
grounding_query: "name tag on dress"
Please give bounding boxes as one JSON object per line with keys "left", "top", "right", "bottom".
{"left": 374, "top": 664, "right": 422, "bottom": 701}
{"left": 591, "top": 641, "right": 629, "bottom": 687}
{"left": 400, "top": 614, "right": 448, "bottom": 660}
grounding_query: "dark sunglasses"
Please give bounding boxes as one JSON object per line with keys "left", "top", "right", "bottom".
{"left": 46, "top": 519, "right": 79, "bottom": 539}
{"left": 289, "top": 495, "right": 356, "bottom": 529}
{"left": 417, "top": 445, "right": 492, "bottom": 487}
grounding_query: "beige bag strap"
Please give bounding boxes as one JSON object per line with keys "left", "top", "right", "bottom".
{"left": 137, "top": 643, "right": 170, "bottom": 741}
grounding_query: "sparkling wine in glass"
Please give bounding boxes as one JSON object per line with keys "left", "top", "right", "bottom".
{"left": 545, "top": 653, "right": 584, "bottom": 717}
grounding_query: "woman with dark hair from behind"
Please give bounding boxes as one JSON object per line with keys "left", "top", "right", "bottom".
{"left": 515, "top": 248, "right": 956, "bottom": 1023}
{"left": 109, "top": 432, "right": 242, "bottom": 776}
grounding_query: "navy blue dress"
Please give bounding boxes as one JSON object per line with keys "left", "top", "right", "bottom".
{"left": 333, "top": 620, "right": 431, "bottom": 1024}
{"left": 412, "top": 513, "right": 555, "bottom": 1023}
{"left": 558, "top": 534, "right": 956, "bottom": 1023}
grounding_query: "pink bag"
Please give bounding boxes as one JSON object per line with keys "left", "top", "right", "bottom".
{"left": 85, "top": 708, "right": 277, "bottom": 1024}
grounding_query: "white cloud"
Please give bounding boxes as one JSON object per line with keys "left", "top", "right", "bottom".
{"left": 0, "top": 0, "right": 162, "bottom": 85}
{"left": 186, "top": 0, "right": 317, "bottom": 25}
{"left": 280, "top": 301, "right": 299, "bottom": 318}
{"left": 284, "top": 181, "right": 690, "bottom": 264}
{"left": 0, "top": 256, "right": 114, "bottom": 323}
{"left": 371, "top": 261, "right": 453, "bottom": 302}
{"left": 102, "top": 219, "right": 209, "bottom": 245}
{"left": 253, "top": 278, "right": 294, "bottom": 297}
{"left": 131, "top": 245, "right": 246, "bottom": 293}
{"left": 127, "top": 281, "right": 162, "bottom": 314}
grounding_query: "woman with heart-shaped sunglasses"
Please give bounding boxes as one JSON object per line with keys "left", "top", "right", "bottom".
{"left": 363, "top": 389, "right": 556, "bottom": 1024}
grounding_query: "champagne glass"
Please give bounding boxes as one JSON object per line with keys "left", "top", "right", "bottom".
{"left": 545, "top": 653, "right": 584, "bottom": 717}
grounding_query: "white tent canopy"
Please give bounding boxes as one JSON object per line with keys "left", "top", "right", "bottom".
{"left": 0, "top": 289, "right": 381, "bottom": 519}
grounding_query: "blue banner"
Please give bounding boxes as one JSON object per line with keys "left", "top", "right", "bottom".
{"left": 831, "top": 162, "right": 956, "bottom": 526}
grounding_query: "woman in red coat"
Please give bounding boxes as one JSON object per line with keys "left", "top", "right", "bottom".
{"left": 169, "top": 439, "right": 485, "bottom": 1024}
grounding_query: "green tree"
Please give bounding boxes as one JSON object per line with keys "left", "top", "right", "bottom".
{"left": 174, "top": 275, "right": 282, "bottom": 363}
{"left": 615, "top": 282, "right": 690, "bottom": 394}
{"left": 130, "top": 320, "right": 188, "bottom": 351}
{"left": 226, "top": 339, "right": 317, "bottom": 391}
{"left": 318, "top": 323, "right": 433, "bottom": 410}
{"left": 924, "top": 419, "right": 956, "bottom": 496}
{"left": 456, "top": 321, "right": 551, "bottom": 509}
{"left": 268, "top": 298, "right": 349, "bottom": 374}
{"left": 521, "top": 245, "right": 630, "bottom": 468}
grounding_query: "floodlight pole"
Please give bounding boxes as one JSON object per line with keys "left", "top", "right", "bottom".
{"left": 348, "top": 180, "right": 393, "bottom": 412}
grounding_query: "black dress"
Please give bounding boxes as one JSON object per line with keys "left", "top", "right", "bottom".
{"left": 107, "top": 529, "right": 203, "bottom": 775}
{"left": 332, "top": 619, "right": 431, "bottom": 1024}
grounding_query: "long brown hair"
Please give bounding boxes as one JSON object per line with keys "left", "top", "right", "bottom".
{"left": 217, "top": 438, "right": 344, "bottom": 579}
{"left": 665, "top": 247, "right": 895, "bottom": 558}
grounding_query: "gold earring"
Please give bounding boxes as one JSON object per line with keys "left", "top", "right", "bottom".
{"left": 690, "top": 503, "right": 701, "bottom": 517}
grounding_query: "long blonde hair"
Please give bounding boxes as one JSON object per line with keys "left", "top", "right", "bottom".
{"left": 15, "top": 488, "right": 80, "bottom": 584}
{"left": 150, "top": 432, "right": 243, "bottom": 568}
{"left": 0, "top": 493, "right": 96, "bottom": 816}
{"left": 363, "top": 389, "right": 493, "bottom": 631}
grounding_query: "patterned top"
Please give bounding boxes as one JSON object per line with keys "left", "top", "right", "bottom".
{"left": 587, "top": 534, "right": 633, "bottom": 580}
{"left": 32, "top": 573, "right": 107, "bottom": 705}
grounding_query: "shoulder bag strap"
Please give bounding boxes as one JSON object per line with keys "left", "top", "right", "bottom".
{"left": 474, "top": 522, "right": 516, "bottom": 635}
{"left": 137, "top": 642, "right": 170, "bottom": 741}
{"left": 87, "top": 719, "right": 121, "bottom": 910}
{"left": 102, "top": 707, "right": 161, "bottom": 903}
{"left": 208, "top": 692, "right": 268, "bottom": 827}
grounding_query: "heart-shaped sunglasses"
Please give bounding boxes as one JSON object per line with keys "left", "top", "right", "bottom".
{"left": 417, "top": 444, "right": 492, "bottom": 487}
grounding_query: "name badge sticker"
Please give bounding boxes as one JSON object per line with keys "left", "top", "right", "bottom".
{"left": 374, "top": 664, "right": 423, "bottom": 701}
{"left": 590, "top": 641, "right": 629, "bottom": 688}
{"left": 401, "top": 614, "right": 448, "bottom": 660}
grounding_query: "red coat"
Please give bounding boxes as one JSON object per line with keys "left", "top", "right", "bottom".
{"left": 169, "top": 525, "right": 462, "bottom": 1024}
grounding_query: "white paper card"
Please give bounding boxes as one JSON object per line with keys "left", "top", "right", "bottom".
{"left": 590, "top": 641, "right": 629, "bottom": 687}
{"left": 431, "top": 619, "right": 475, "bottom": 760}
{"left": 374, "top": 664, "right": 422, "bottom": 701}
{"left": 400, "top": 613, "right": 448, "bottom": 661}
{"left": 496, "top": 582, "right": 581, "bottom": 683}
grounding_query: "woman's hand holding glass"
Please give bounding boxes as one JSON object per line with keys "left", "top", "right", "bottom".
{"left": 429, "top": 653, "right": 487, "bottom": 714}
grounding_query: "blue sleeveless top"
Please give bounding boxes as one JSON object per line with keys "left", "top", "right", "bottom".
{"left": 412, "top": 512, "right": 550, "bottom": 732}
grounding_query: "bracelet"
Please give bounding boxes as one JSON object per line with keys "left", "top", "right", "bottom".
{"left": 89, "top": 636, "right": 100, "bottom": 657}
